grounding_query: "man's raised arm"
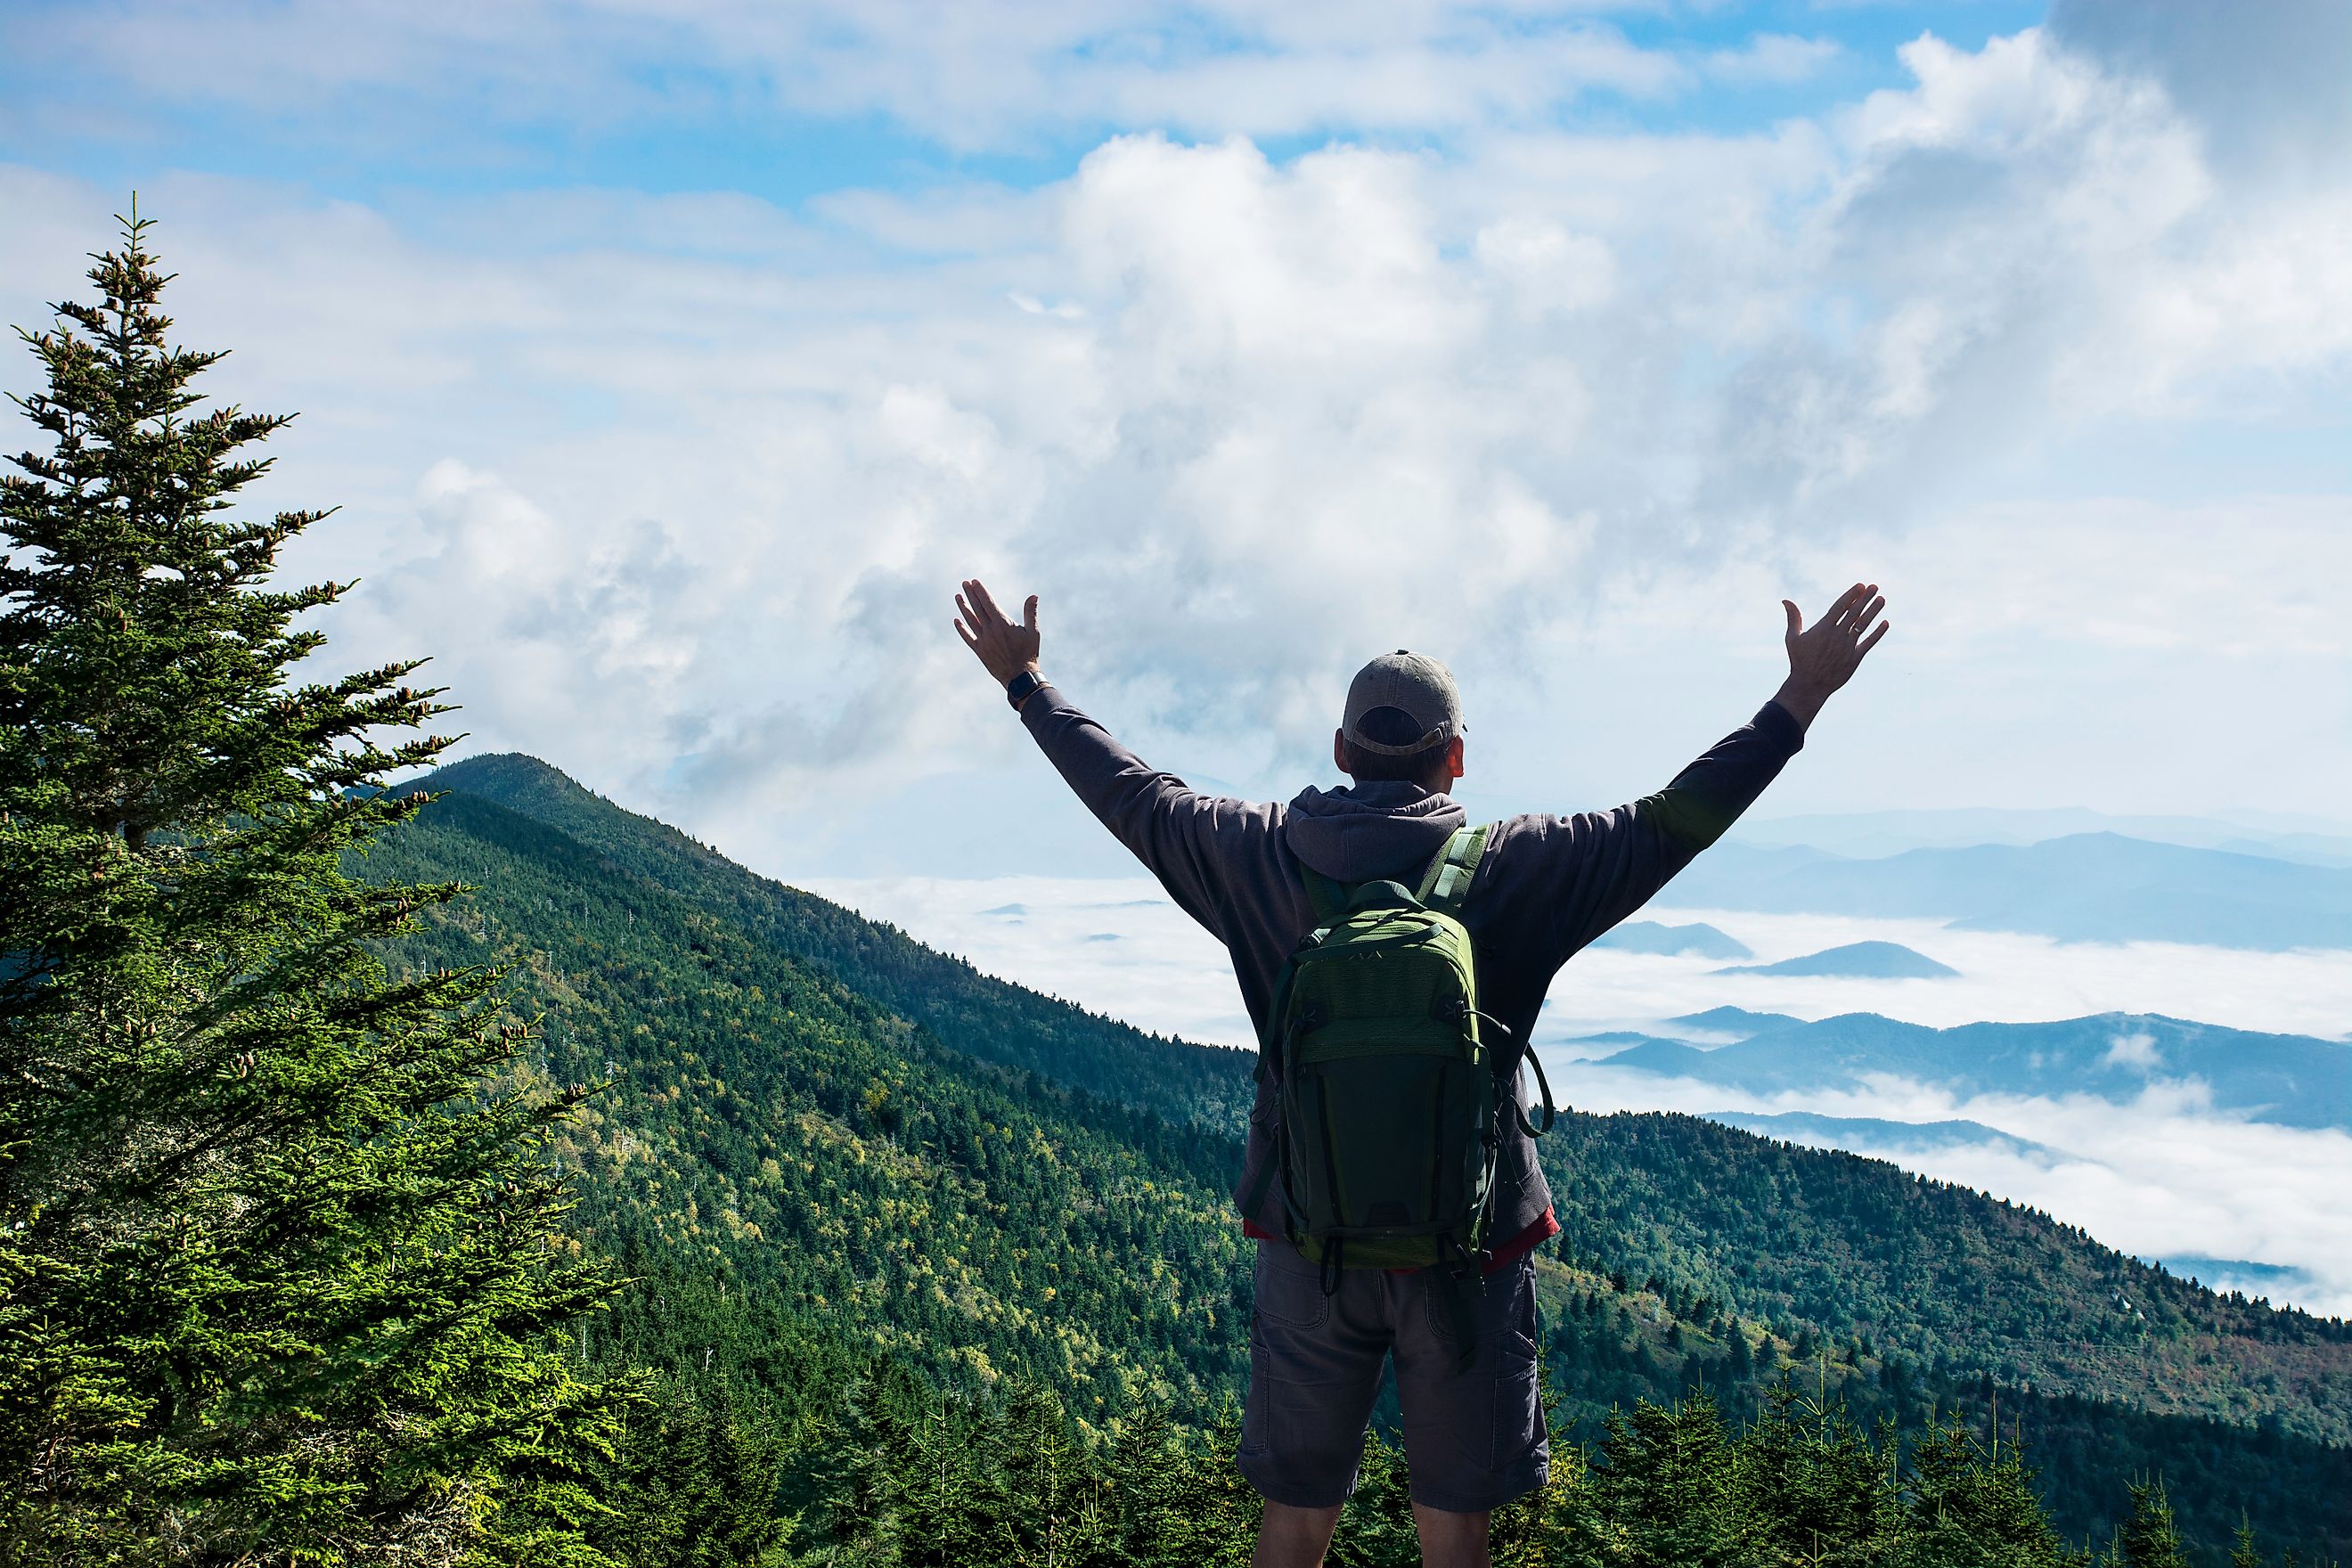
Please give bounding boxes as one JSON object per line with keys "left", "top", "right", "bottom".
{"left": 952, "top": 577, "right": 1270, "bottom": 939}
{"left": 1536, "top": 582, "right": 1891, "bottom": 961}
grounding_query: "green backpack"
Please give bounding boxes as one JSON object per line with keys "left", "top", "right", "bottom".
{"left": 1245, "top": 825, "right": 1557, "bottom": 1297}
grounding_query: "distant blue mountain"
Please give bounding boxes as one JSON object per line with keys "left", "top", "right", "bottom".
{"left": 1705, "top": 1110, "right": 2061, "bottom": 1162}
{"left": 1661, "top": 833, "right": 2352, "bottom": 951}
{"left": 1732, "top": 807, "right": 2352, "bottom": 868}
{"left": 2160, "top": 1255, "right": 2328, "bottom": 1303}
{"left": 1589, "top": 919, "right": 1752, "bottom": 959}
{"left": 1714, "top": 940, "right": 1958, "bottom": 978}
{"left": 1597, "top": 1011, "right": 2352, "bottom": 1131}
{"left": 1598, "top": 1038, "right": 1717, "bottom": 1076}
{"left": 1665, "top": 1005, "right": 1801, "bottom": 1038}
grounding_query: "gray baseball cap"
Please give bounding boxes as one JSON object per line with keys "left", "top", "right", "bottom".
{"left": 1341, "top": 649, "right": 1463, "bottom": 755}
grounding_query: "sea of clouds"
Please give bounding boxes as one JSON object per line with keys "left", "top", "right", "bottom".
{"left": 805, "top": 872, "right": 2352, "bottom": 1315}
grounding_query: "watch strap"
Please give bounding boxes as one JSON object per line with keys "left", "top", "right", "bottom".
{"left": 1005, "top": 669, "right": 1047, "bottom": 711}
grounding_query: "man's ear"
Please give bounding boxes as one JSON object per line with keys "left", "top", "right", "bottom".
{"left": 1333, "top": 728, "right": 1350, "bottom": 775}
{"left": 1447, "top": 735, "right": 1466, "bottom": 781}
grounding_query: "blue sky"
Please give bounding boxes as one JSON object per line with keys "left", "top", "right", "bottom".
{"left": 4, "top": 3, "right": 2051, "bottom": 200}
{"left": 3, "top": 0, "right": 2349, "bottom": 881}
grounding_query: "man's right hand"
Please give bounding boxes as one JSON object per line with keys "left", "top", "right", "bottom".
{"left": 953, "top": 577, "right": 1041, "bottom": 686}
{"left": 1775, "top": 583, "right": 1889, "bottom": 731}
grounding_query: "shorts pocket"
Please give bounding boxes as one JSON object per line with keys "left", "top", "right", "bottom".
{"left": 1420, "top": 1258, "right": 1541, "bottom": 1472}
{"left": 1254, "top": 1245, "right": 1330, "bottom": 1332}
{"left": 1492, "top": 1266, "right": 1542, "bottom": 1467}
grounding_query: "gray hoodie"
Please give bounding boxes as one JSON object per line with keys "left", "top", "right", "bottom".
{"left": 1019, "top": 684, "right": 1805, "bottom": 1251}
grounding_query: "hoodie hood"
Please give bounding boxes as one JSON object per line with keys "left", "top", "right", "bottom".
{"left": 1283, "top": 780, "right": 1466, "bottom": 885}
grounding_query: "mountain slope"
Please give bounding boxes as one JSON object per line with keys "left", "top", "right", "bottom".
{"left": 405, "top": 755, "right": 2352, "bottom": 1433}
{"left": 1713, "top": 939, "right": 1959, "bottom": 977}
{"left": 367, "top": 755, "right": 2352, "bottom": 1558}
{"left": 364, "top": 784, "right": 1254, "bottom": 1411}
{"left": 427, "top": 753, "right": 1254, "bottom": 1132}
{"left": 1588, "top": 919, "right": 1752, "bottom": 959}
{"left": 1704, "top": 1110, "right": 2061, "bottom": 1162}
{"left": 1542, "top": 1111, "right": 2351, "bottom": 1443}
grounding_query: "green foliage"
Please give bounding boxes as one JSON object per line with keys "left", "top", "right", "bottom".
{"left": 589, "top": 1277, "right": 2342, "bottom": 1568}
{"left": 0, "top": 214, "right": 633, "bottom": 1563}
{"left": 1545, "top": 1117, "right": 2352, "bottom": 1448}
{"left": 1901, "top": 1409, "right": 2078, "bottom": 1567}
{"left": 427, "top": 752, "right": 1253, "bottom": 1133}
{"left": 2108, "top": 1480, "right": 2192, "bottom": 1568}
{"left": 726, "top": 1369, "right": 2119, "bottom": 1568}
{"left": 387, "top": 755, "right": 2352, "bottom": 1568}
{"left": 2226, "top": 1513, "right": 2315, "bottom": 1568}
{"left": 593, "top": 1369, "right": 789, "bottom": 1568}
{"left": 362, "top": 786, "right": 1256, "bottom": 1417}
{"left": 742, "top": 1368, "right": 2337, "bottom": 1567}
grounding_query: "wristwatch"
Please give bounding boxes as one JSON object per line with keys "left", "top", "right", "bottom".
{"left": 1004, "top": 669, "right": 1048, "bottom": 711}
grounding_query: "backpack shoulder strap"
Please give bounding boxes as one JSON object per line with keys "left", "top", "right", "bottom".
{"left": 1416, "top": 824, "right": 1490, "bottom": 915}
{"left": 1300, "top": 866, "right": 1348, "bottom": 925}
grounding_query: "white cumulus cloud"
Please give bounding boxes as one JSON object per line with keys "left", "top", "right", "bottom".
{"left": 1, "top": 9, "right": 2348, "bottom": 861}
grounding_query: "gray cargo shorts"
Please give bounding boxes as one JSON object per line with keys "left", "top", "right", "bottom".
{"left": 1237, "top": 1237, "right": 1548, "bottom": 1514}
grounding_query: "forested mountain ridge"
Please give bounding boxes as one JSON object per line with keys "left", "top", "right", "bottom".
{"left": 427, "top": 753, "right": 1254, "bottom": 1131}
{"left": 1546, "top": 1115, "right": 2351, "bottom": 1440}
{"left": 369, "top": 754, "right": 2352, "bottom": 1559}
{"left": 363, "top": 784, "right": 1255, "bottom": 1414}
{"left": 417, "top": 755, "right": 2352, "bottom": 1435}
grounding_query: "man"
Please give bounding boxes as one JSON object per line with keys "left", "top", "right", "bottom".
{"left": 952, "top": 577, "right": 1889, "bottom": 1568}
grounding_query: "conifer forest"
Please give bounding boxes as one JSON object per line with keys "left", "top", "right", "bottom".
{"left": 4, "top": 220, "right": 2348, "bottom": 1566}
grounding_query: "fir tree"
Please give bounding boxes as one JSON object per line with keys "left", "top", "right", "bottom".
{"left": 888, "top": 1390, "right": 999, "bottom": 1567}
{"left": 1146, "top": 1399, "right": 1258, "bottom": 1568}
{"left": 2107, "top": 1479, "right": 2190, "bottom": 1568}
{"left": 1722, "top": 1383, "right": 1901, "bottom": 1564}
{"left": 0, "top": 210, "right": 634, "bottom": 1562}
{"left": 1490, "top": 1384, "right": 1608, "bottom": 1568}
{"left": 1100, "top": 1404, "right": 1189, "bottom": 1561}
{"left": 594, "top": 1371, "right": 788, "bottom": 1568}
{"left": 1327, "top": 1427, "right": 1418, "bottom": 1568}
{"left": 798, "top": 1360, "right": 925, "bottom": 1558}
{"left": 1597, "top": 1391, "right": 1738, "bottom": 1563}
{"left": 1901, "top": 1408, "right": 2078, "bottom": 1567}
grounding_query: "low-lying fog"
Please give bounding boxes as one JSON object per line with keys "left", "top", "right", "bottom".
{"left": 1555, "top": 1058, "right": 2352, "bottom": 1318}
{"left": 802, "top": 876, "right": 2352, "bottom": 1316}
